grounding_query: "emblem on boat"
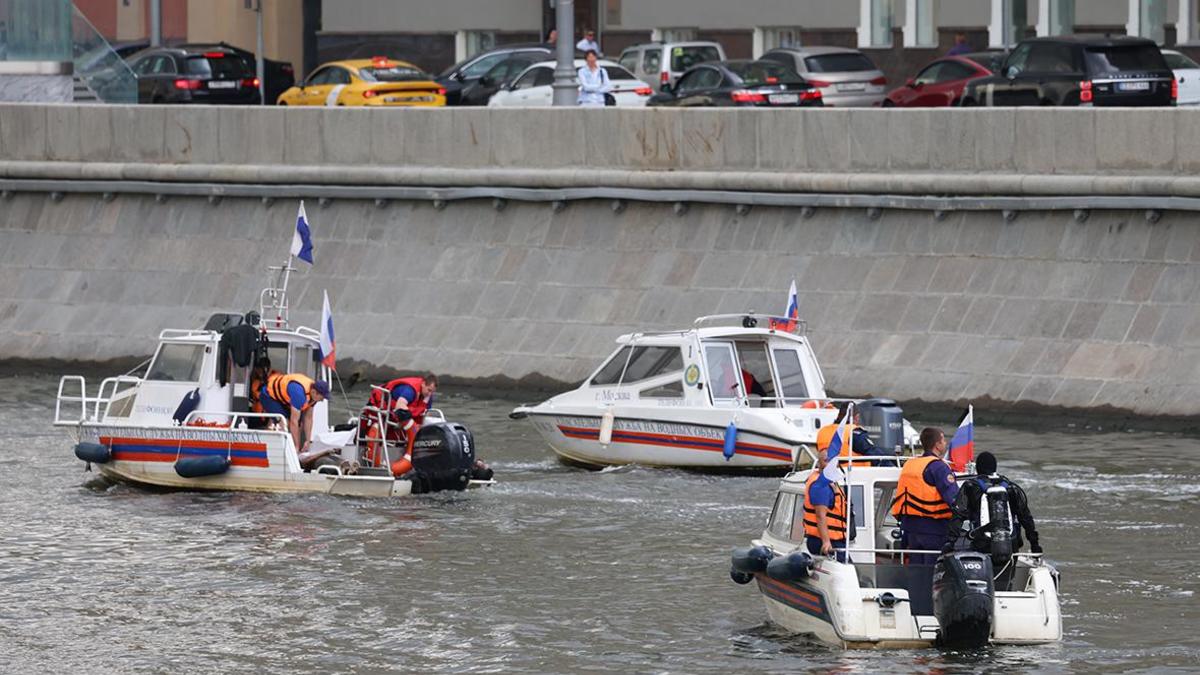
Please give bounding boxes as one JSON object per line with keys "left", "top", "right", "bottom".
{"left": 684, "top": 364, "right": 700, "bottom": 387}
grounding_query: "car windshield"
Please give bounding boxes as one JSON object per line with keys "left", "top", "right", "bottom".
{"left": 965, "top": 53, "right": 1005, "bottom": 73}
{"left": 1084, "top": 45, "right": 1168, "bottom": 74}
{"left": 603, "top": 65, "right": 637, "bottom": 80}
{"left": 671, "top": 46, "right": 720, "bottom": 71}
{"left": 726, "top": 61, "right": 798, "bottom": 85}
{"left": 1164, "top": 52, "right": 1200, "bottom": 70}
{"left": 804, "top": 52, "right": 876, "bottom": 73}
{"left": 359, "top": 65, "right": 429, "bottom": 82}
{"left": 185, "top": 54, "right": 252, "bottom": 77}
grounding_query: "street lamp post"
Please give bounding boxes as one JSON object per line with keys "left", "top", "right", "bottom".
{"left": 551, "top": 0, "right": 576, "bottom": 106}
{"left": 255, "top": 0, "right": 266, "bottom": 105}
{"left": 150, "top": 0, "right": 161, "bottom": 46}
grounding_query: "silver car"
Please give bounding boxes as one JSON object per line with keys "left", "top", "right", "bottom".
{"left": 760, "top": 46, "right": 887, "bottom": 107}
{"left": 619, "top": 41, "right": 726, "bottom": 91}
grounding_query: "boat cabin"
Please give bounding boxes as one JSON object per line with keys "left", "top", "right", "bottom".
{"left": 584, "top": 314, "right": 832, "bottom": 410}
{"left": 76, "top": 312, "right": 330, "bottom": 431}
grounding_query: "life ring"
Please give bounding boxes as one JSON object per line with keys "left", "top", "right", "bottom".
{"left": 801, "top": 400, "right": 836, "bottom": 409}
{"left": 186, "top": 418, "right": 232, "bottom": 428}
{"left": 364, "top": 422, "right": 384, "bottom": 466}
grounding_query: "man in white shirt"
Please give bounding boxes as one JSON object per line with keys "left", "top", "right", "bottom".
{"left": 576, "top": 29, "right": 600, "bottom": 55}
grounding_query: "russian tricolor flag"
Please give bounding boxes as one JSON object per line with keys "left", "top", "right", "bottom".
{"left": 822, "top": 420, "right": 849, "bottom": 483}
{"left": 291, "top": 201, "right": 314, "bottom": 265}
{"left": 769, "top": 280, "right": 799, "bottom": 331}
{"left": 948, "top": 404, "right": 974, "bottom": 473}
{"left": 319, "top": 290, "right": 336, "bottom": 369}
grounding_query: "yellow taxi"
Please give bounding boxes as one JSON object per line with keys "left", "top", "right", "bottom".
{"left": 276, "top": 56, "right": 446, "bottom": 106}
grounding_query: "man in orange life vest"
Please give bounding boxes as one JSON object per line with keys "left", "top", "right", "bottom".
{"left": 802, "top": 443, "right": 851, "bottom": 562}
{"left": 260, "top": 373, "right": 330, "bottom": 453}
{"left": 366, "top": 373, "right": 438, "bottom": 436}
{"left": 891, "top": 427, "right": 959, "bottom": 565}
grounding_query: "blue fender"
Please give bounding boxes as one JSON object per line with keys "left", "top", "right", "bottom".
{"left": 74, "top": 442, "right": 111, "bottom": 464}
{"left": 175, "top": 455, "right": 231, "bottom": 478}
{"left": 723, "top": 421, "right": 737, "bottom": 460}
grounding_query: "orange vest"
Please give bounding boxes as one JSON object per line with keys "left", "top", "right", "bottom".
{"left": 369, "top": 377, "right": 431, "bottom": 423}
{"left": 266, "top": 373, "right": 316, "bottom": 412}
{"left": 250, "top": 368, "right": 279, "bottom": 413}
{"left": 816, "top": 423, "right": 870, "bottom": 467}
{"left": 803, "top": 471, "right": 847, "bottom": 541}
{"left": 891, "top": 455, "right": 953, "bottom": 519}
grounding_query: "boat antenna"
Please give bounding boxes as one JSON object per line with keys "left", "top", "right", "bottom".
{"left": 261, "top": 255, "right": 296, "bottom": 329}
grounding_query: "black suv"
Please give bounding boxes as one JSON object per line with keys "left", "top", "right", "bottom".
{"left": 126, "top": 44, "right": 262, "bottom": 104}
{"left": 961, "top": 35, "right": 1174, "bottom": 107}
{"left": 436, "top": 43, "right": 553, "bottom": 105}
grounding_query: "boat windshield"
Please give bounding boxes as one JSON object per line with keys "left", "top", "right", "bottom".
{"left": 145, "top": 343, "right": 205, "bottom": 382}
{"left": 771, "top": 348, "right": 810, "bottom": 403}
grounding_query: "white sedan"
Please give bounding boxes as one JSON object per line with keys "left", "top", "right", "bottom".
{"left": 487, "top": 59, "right": 653, "bottom": 107}
{"left": 1163, "top": 49, "right": 1200, "bottom": 106}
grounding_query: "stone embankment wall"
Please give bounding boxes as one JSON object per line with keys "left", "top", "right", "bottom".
{"left": 2, "top": 104, "right": 1199, "bottom": 417}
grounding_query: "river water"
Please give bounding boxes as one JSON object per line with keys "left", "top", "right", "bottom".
{"left": 2, "top": 374, "right": 1197, "bottom": 673}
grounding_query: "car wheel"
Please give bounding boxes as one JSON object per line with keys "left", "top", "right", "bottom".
{"left": 882, "top": 99, "right": 895, "bottom": 107}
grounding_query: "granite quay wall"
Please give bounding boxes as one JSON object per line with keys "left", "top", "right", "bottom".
{"left": 2, "top": 104, "right": 1200, "bottom": 417}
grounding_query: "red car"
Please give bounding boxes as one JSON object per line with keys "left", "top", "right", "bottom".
{"left": 883, "top": 52, "right": 1004, "bottom": 107}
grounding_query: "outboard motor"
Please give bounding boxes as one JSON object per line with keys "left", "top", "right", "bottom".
{"left": 932, "top": 551, "right": 995, "bottom": 648}
{"left": 857, "top": 398, "right": 904, "bottom": 452}
{"left": 407, "top": 422, "right": 477, "bottom": 493}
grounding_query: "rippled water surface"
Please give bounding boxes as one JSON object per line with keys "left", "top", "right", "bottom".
{"left": 2, "top": 374, "right": 1198, "bottom": 673}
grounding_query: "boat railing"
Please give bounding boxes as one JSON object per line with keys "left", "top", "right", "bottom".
{"left": 693, "top": 313, "right": 807, "bottom": 335}
{"left": 95, "top": 375, "right": 142, "bottom": 419}
{"left": 181, "top": 410, "right": 288, "bottom": 429}
{"left": 55, "top": 376, "right": 96, "bottom": 425}
{"left": 158, "top": 328, "right": 217, "bottom": 340}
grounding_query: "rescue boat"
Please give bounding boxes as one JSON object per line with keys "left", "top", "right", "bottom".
{"left": 728, "top": 454, "right": 1062, "bottom": 648}
{"left": 510, "top": 314, "right": 918, "bottom": 471}
{"left": 54, "top": 262, "right": 493, "bottom": 497}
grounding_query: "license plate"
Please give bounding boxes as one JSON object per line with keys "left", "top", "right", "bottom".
{"left": 207, "top": 80, "right": 237, "bottom": 89}
{"left": 386, "top": 95, "right": 434, "bottom": 103}
{"left": 1118, "top": 81, "right": 1151, "bottom": 91}
{"left": 839, "top": 82, "right": 866, "bottom": 92}
{"left": 768, "top": 93, "right": 798, "bottom": 104}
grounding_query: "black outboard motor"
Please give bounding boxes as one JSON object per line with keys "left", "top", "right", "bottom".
{"left": 857, "top": 398, "right": 904, "bottom": 452}
{"left": 407, "top": 422, "right": 476, "bottom": 493}
{"left": 932, "top": 551, "right": 995, "bottom": 648}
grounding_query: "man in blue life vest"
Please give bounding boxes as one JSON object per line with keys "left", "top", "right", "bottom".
{"left": 891, "top": 427, "right": 959, "bottom": 565}
{"left": 260, "top": 372, "right": 330, "bottom": 453}
{"left": 802, "top": 443, "right": 851, "bottom": 562}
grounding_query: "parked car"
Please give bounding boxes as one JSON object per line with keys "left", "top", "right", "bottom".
{"left": 200, "top": 42, "right": 295, "bottom": 105}
{"left": 458, "top": 53, "right": 541, "bottom": 106}
{"left": 436, "top": 43, "right": 553, "bottom": 105}
{"left": 884, "top": 52, "right": 1003, "bottom": 107}
{"left": 487, "top": 59, "right": 652, "bottom": 107}
{"left": 961, "top": 35, "right": 1174, "bottom": 106}
{"left": 1162, "top": 49, "right": 1200, "bottom": 105}
{"left": 760, "top": 47, "right": 887, "bottom": 106}
{"left": 647, "top": 60, "right": 822, "bottom": 108}
{"left": 125, "top": 45, "right": 261, "bottom": 104}
{"left": 618, "top": 41, "right": 726, "bottom": 91}
{"left": 276, "top": 56, "right": 445, "bottom": 106}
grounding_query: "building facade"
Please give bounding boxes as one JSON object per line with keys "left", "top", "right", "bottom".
{"left": 318, "top": 0, "right": 1198, "bottom": 87}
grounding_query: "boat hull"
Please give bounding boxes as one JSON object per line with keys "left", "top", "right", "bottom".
{"left": 754, "top": 562, "right": 1062, "bottom": 649}
{"left": 75, "top": 423, "right": 416, "bottom": 497}
{"left": 528, "top": 412, "right": 798, "bottom": 470}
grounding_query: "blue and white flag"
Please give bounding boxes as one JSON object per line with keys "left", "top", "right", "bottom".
{"left": 822, "top": 420, "right": 848, "bottom": 483}
{"left": 320, "top": 290, "right": 336, "bottom": 370}
{"left": 291, "top": 201, "right": 314, "bottom": 265}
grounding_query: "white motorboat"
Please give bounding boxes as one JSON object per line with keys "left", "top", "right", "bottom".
{"left": 729, "top": 456, "right": 1062, "bottom": 648}
{"left": 511, "top": 314, "right": 918, "bottom": 471}
{"left": 54, "top": 260, "right": 493, "bottom": 497}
